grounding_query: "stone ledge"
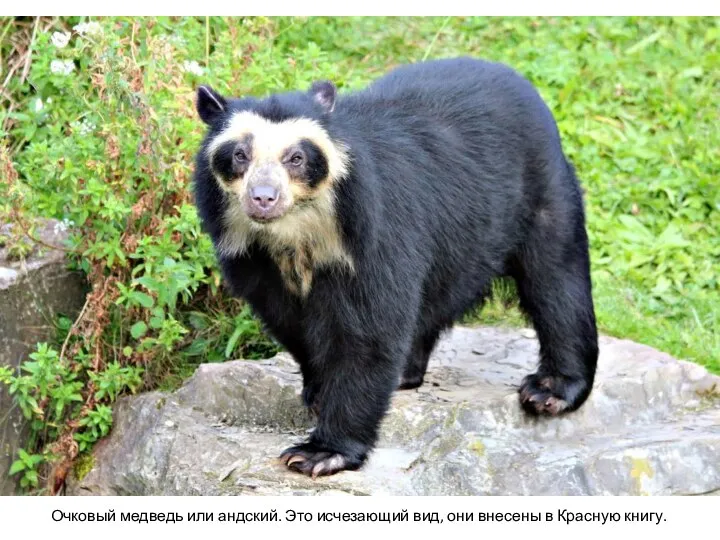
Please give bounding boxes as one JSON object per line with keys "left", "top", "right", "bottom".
{"left": 68, "top": 326, "right": 720, "bottom": 496}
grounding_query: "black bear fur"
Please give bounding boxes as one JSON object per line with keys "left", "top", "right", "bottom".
{"left": 192, "top": 57, "right": 599, "bottom": 477}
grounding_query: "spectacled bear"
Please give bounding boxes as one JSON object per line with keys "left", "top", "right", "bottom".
{"left": 192, "top": 57, "right": 599, "bottom": 478}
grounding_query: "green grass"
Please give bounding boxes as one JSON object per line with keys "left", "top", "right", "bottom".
{"left": 4, "top": 16, "right": 719, "bottom": 377}
{"left": 266, "top": 16, "right": 719, "bottom": 372}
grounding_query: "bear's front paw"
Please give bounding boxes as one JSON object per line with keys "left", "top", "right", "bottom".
{"left": 279, "top": 442, "right": 363, "bottom": 478}
{"left": 519, "top": 372, "right": 590, "bottom": 416}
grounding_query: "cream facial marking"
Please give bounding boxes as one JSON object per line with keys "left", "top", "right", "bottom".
{"left": 207, "top": 111, "right": 349, "bottom": 183}
{"left": 208, "top": 111, "right": 354, "bottom": 294}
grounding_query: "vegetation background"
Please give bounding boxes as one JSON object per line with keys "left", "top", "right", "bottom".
{"left": 0, "top": 16, "right": 718, "bottom": 493}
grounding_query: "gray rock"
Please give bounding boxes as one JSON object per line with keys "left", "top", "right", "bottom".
{"left": 68, "top": 326, "right": 720, "bottom": 496}
{"left": 0, "top": 220, "right": 88, "bottom": 495}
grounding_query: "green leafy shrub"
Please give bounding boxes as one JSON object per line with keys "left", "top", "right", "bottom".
{"left": 1, "top": 17, "right": 281, "bottom": 493}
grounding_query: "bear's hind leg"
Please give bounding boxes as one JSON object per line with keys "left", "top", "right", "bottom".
{"left": 513, "top": 181, "right": 599, "bottom": 415}
{"left": 398, "top": 327, "right": 442, "bottom": 390}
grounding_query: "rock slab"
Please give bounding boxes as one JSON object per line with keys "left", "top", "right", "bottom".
{"left": 0, "top": 220, "right": 88, "bottom": 495}
{"left": 68, "top": 326, "right": 720, "bottom": 496}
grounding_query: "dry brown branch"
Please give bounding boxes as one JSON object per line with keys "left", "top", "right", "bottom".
{"left": 19, "top": 17, "right": 39, "bottom": 84}
{"left": 58, "top": 295, "right": 90, "bottom": 364}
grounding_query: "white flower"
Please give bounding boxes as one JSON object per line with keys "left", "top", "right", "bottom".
{"left": 53, "top": 219, "right": 75, "bottom": 234}
{"left": 51, "top": 31, "right": 71, "bottom": 49}
{"left": 182, "top": 60, "right": 205, "bottom": 77}
{"left": 169, "top": 35, "right": 187, "bottom": 47}
{"left": 80, "top": 121, "right": 96, "bottom": 136}
{"left": 33, "top": 98, "right": 43, "bottom": 112}
{"left": 72, "top": 118, "right": 96, "bottom": 136}
{"left": 50, "top": 59, "right": 75, "bottom": 75}
{"left": 73, "top": 22, "right": 102, "bottom": 36}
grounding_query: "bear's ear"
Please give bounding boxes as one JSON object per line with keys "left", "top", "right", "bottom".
{"left": 196, "top": 85, "right": 227, "bottom": 125}
{"left": 309, "top": 80, "right": 336, "bottom": 113}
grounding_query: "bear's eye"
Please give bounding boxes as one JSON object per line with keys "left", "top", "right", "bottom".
{"left": 234, "top": 148, "right": 248, "bottom": 163}
{"left": 289, "top": 153, "right": 304, "bottom": 166}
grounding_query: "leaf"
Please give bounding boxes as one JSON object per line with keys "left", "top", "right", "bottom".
{"left": 225, "top": 326, "right": 245, "bottom": 359}
{"left": 187, "top": 311, "right": 209, "bottom": 330}
{"left": 114, "top": 245, "right": 127, "bottom": 264}
{"left": 24, "top": 469, "right": 38, "bottom": 486}
{"left": 132, "top": 292, "right": 154, "bottom": 308}
{"left": 130, "top": 321, "right": 148, "bottom": 340}
{"left": 8, "top": 460, "right": 26, "bottom": 475}
{"left": 17, "top": 448, "right": 32, "bottom": 466}
{"left": 616, "top": 215, "right": 653, "bottom": 244}
{"left": 625, "top": 30, "right": 664, "bottom": 54}
{"left": 656, "top": 222, "right": 690, "bottom": 249}
{"left": 184, "top": 338, "right": 209, "bottom": 356}
{"left": 149, "top": 315, "right": 164, "bottom": 329}
{"left": 678, "top": 66, "right": 703, "bottom": 79}
{"left": 134, "top": 276, "right": 161, "bottom": 291}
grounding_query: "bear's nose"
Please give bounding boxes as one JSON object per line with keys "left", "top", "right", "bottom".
{"left": 250, "top": 185, "right": 279, "bottom": 210}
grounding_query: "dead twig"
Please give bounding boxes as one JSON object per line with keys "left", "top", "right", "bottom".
{"left": 10, "top": 211, "right": 79, "bottom": 255}
{"left": 19, "top": 16, "right": 39, "bottom": 84}
{"left": 58, "top": 295, "right": 90, "bottom": 364}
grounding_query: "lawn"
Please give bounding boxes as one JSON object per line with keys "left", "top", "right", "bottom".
{"left": 0, "top": 16, "right": 718, "bottom": 491}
